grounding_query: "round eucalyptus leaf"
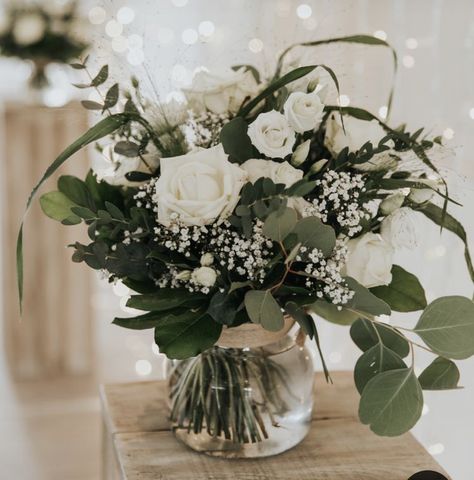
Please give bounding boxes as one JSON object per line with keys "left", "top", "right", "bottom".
{"left": 359, "top": 368, "right": 423, "bottom": 437}
{"left": 354, "top": 343, "right": 406, "bottom": 394}
{"left": 263, "top": 207, "right": 298, "bottom": 242}
{"left": 39, "top": 191, "right": 81, "bottom": 224}
{"left": 414, "top": 296, "right": 474, "bottom": 359}
{"left": 291, "top": 216, "right": 336, "bottom": 257}
{"left": 418, "top": 357, "right": 461, "bottom": 390}
{"left": 244, "top": 290, "right": 284, "bottom": 332}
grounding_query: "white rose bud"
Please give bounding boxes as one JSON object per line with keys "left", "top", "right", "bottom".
{"left": 381, "top": 207, "right": 418, "bottom": 250}
{"left": 12, "top": 13, "right": 46, "bottom": 46}
{"left": 175, "top": 270, "right": 192, "bottom": 281}
{"left": 200, "top": 253, "right": 214, "bottom": 266}
{"left": 192, "top": 267, "right": 217, "bottom": 287}
{"left": 408, "top": 178, "right": 439, "bottom": 204}
{"left": 247, "top": 110, "right": 296, "bottom": 159}
{"left": 379, "top": 193, "right": 406, "bottom": 215}
{"left": 291, "top": 139, "right": 311, "bottom": 167}
{"left": 345, "top": 233, "right": 394, "bottom": 288}
{"left": 309, "top": 158, "right": 328, "bottom": 174}
{"left": 241, "top": 159, "right": 303, "bottom": 188}
{"left": 284, "top": 90, "right": 325, "bottom": 133}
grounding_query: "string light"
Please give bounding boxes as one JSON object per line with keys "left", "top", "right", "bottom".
{"left": 373, "top": 30, "right": 387, "bottom": 40}
{"left": 198, "top": 20, "right": 215, "bottom": 37}
{"left": 296, "top": 4, "right": 312, "bottom": 19}
{"left": 106, "top": 19, "right": 123, "bottom": 38}
{"left": 88, "top": 6, "right": 106, "bottom": 25}
{"left": 338, "top": 94, "right": 350, "bottom": 107}
{"left": 248, "top": 38, "right": 263, "bottom": 53}
{"left": 117, "top": 6, "right": 135, "bottom": 25}
{"left": 182, "top": 28, "right": 198, "bottom": 45}
{"left": 378, "top": 105, "right": 388, "bottom": 119}
{"left": 406, "top": 37, "right": 418, "bottom": 49}
{"left": 111, "top": 36, "right": 128, "bottom": 53}
{"left": 402, "top": 55, "right": 415, "bottom": 68}
{"left": 428, "top": 443, "right": 445, "bottom": 455}
{"left": 135, "top": 359, "right": 152, "bottom": 376}
{"left": 443, "top": 127, "right": 454, "bottom": 140}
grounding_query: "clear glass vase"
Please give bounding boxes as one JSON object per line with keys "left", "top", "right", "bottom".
{"left": 166, "top": 326, "right": 314, "bottom": 458}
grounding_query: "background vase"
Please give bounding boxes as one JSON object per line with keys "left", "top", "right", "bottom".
{"left": 166, "top": 325, "right": 314, "bottom": 458}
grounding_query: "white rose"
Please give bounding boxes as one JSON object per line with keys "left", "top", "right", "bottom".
{"left": 248, "top": 110, "right": 296, "bottom": 159}
{"left": 191, "top": 267, "right": 217, "bottom": 287}
{"left": 408, "top": 178, "right": 439, "bottom": 204}
{"left": 379, "top": 193, "right": 406, "bottom": 215}
{"left": 345, "top": 233, "right": 394, "bottom": 288}
{"left": 154, "top": 144, "right": 247, "bottom": 226}
{"left": 183, "top": 67, "right": 259, "bottom": 114}
{"left": 91, "top": 145, "right": 159, "bottom": 187}
{"left": 12, "top": 13, "right": 46, "bottom": 46}
{"left": 381, "top": 207, "right": 418, "bottom": 250}
{"left": 325, "top": 113, "right": 396, "bottom": 171}
{"left": 241, "top": 158, "right": 303, "bottom": 187}
{"left": 284, "top": 90, "right": 325, "bottom": 133}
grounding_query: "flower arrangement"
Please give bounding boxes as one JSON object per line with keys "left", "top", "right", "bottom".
{"left": 0, "top": 1, "right": 87, "bottom": 89}
{"left": 18, "top": 35, "right": 474, "bottom": 445}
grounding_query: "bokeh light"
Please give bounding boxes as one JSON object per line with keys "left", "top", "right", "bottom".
{"left": 248, "top": 38, "right": 264, "bottom": 53}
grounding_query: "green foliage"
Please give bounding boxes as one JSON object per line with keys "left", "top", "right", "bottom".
{"left": 418, "top": 357, "right": 460, "bottom": 390}
{"left": 127, "top": 289, "right": 206, "bottom": 312}
{"left": 350, "top": 318, "right": 410, "bottom": 358}
{"left": 344, "top": 277, "right": 391, "bottom": 316}
{"left": 40, "top": 191, "right": 81, "bottom": 225}
{"left": 220, "top": 117, "right": 255, "bottom": 162}
{"left": 58, "top": 175, "right": 96, "bottom": 210}
{"left": 103, "top": 83, "right": 120, "bottom": 111}
{"left": 244, "top": 290, "right": 284, "bottom": 331}
{"left": 91, "top": 65, "right": 109, "bottom": 87}
{"left": 154, "top": 310, "right": 222, "bottom": 360}
{"left": 207, "top": 291, "right": 242, "bottom": 326}
{"left": 292, "top": 217, "right": 336, "bottom": 257}
{"left": 359, "top": 368, "right": 423, "bottom": 436}
{"left": 414, "top": 296, "right": 474, "bottom": 359}
{"left": 263, "top": 207, "right": 298, "bottom": 242}
{"left": 354, "top": 343, "right": 406, "bottom": 394}
{"left": 370, "top": 265, "right": 427, "bottom": 312}
{"left": 310, "top": 300, "right": 360, "bottom": 326}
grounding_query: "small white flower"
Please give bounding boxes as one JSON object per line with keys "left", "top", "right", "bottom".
{"left": 241, "top": 158, "right": 303, "bottom": 188}
{"left": 12, "top": 13, "right": 46, "bottom": 46}
{"left": 380, "top": 193, "right": 406, "bottom": 215}
{"left": 247, "top": 110, "right": 296, "bottom": 159}
{"left": 345, "top": 233, "right": 394, "bottom": 288}
{"left": 284, "top": 90, "right": 325, "bottom": 133}
{"left": 191, "top": 266, "right": 217, "bottom": 287}
{"left": 154, "top": 144, "right": 247, "bottom": 226}
{"left": 200, "top": 253, "right": 214, "bottom": 266}
{"left": 381, "top": 207, "right": 418, "bottom": 250}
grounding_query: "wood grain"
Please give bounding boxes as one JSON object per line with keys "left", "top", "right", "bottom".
{"left": 1, "top": 102, "right": 94, "bottom": 379}
{"left": 101, "top": 372, "right": 450, "bottom": 479}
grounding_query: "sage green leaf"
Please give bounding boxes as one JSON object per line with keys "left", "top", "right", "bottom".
{"left": 418, "top": 357, "right": 461, "bottom": 390}
{"left": 371, "top": 265, "right": 427, "bottom": 312}
{"left": 354, "top": 343, "right": 406, "bottom": 394}
{"left": 263, "top": 207, "right": 298, "bottom": 242}
{"left": 103, "top": 83, "right": 119, "bottom": 111}
{"left": 91, "top": 64, "right": 109, "bottom": 87}
{"left": 345, "top": 277, "right": 391, "bottom": 316}
{"left": 292, "top": 216, "right": 336, "bottom": 257}
{"left": 350, "top": 318, "right": 410, "bottom": 358}
{"left": 154, "top": 311, "right": 222, "bottom": 359}
{"left": 285, "top": 179, "right": 317, "bottom": 197}
{"left": 419, "top": 203, "right": 474, "bottom": 283}
{"left": 58, "top": 175, "right": 96, "bottom": 210}
{"left": 310, "top": 300, "right": 360, "bottom": 326}
{"left": 39, "top": 191, "right": 81, "bottom": 224}
{"left": 244, "top": 290, "right": 284, "bottom": 332}
{"left": 359, "top": 368, "right": 423, "bottom": 436}
{"left": 284, "top": 301, "right": 315, "bottom": 338}
{"left": 414, "top": 296, "right": 474, "bottom": 359}
{"left": 220, "top": 117, "right": 255, "bottom": 162}
{"left": 126, "top": 289, "right": 206, "bottom": 312}
{"left": 81, "top": 100, "right": 103, "bottom": 111}
{"left": 114, "top": 141, "right": 141, "bottom": 158}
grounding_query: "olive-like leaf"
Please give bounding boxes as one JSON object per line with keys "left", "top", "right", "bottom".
{"left": 418, "top": 357, "right": 461, "bottom": 390}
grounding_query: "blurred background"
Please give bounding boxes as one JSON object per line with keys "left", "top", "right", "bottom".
{"left": 0, "top": 0, "right": 473, "bottom": 479}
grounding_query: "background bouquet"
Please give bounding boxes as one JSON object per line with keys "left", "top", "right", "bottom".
{"left": 17, "top": 35, "right": 474, "bottom": 454}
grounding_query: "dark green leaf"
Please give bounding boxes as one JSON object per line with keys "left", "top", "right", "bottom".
{"left": 58, "top": 175, "right": 96, "bottom": 210}
{"left": 263, "top": 207, "right": 298, "bottom": 242}
{"left": 310, "top": 300, "right": 360, "bottom": 326}
{"left": 285, "top": 178, "right": 316, "bottom": 197}
{"left": 105, "top": 201, "right": 125, "bottom": 220}
{"left": 103, "top": 83, "right": 119, "bottom": 111}
{"left": 220, "top": 117, "right": 255, "bottom": 162}
{"left": 113, "top": 311, "right": 164, "bottom": 330}
{"left": 418, "top": 357, "right": 461, "bottom": 390}
{"left": 207, "top": 291, "right": 240, "bottom": 325}
{"left": 345, "top": 277, "right": 392, "bottom": 316}
{"left": 81, "top": 100, "right": 103, "bottom": 111}
{"left": 126, "top": 289, "right": 205, "bottom": 312}
{"left": 292, "top": 216, "right": 336, "bottom": 257}
{"left": 114, "top": 141, "right": 142, "bottom": 157}
{"left": 91, "top": 65, "right": 109, "bottom": 87}
{"left": 370, "top": 265, "right": 427, "bottom": 312}
{"left": 284, "top": 302, "right": 315, "bottom": 338}
{"left": 244, "top": 290, "right": 284, "bottom": 331}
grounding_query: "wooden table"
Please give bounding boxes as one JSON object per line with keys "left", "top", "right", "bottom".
{"left": 100, "top": 371, "right": 450, "bottom": 480}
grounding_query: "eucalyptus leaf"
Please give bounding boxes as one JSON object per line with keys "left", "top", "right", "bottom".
{"left": 359, "top": 368, "right": 423, "bottom": 436}
{"left": 263, "top": 207, "right": 298, "bottom": 242}
{"left": 345, "top": 277, "right": 392, "bottom": 317}
{"left": 414, "top": 296, "right": 474, "bottom": 359}
{"left": 39, "top": 191, "right": 81, "bottom": 224}
{"left": 81, "top": 100, "right": 103, "bottom": 111}
{"left": 292, "top": 216, "right": 336, "bottom": 257}
{"left": 418, "top": 357, "right": 461, "bottom": 390}
{"left": 354, "top": 343, "right": 406, "bottom": 394}
{"left": 370, "top": 265, "right": 427, "bottom": 312}
{"left": 91, "top": 65, "right": 109, "bottom": 87}
{"left": 310, "top": 300, "right": 360, "bottom": 326}
{"left": 103, "top": 83, "right": 120, "bottom": 111}
{"left": 126, "top": 289, "right": 205, "bottom": 312}
{"left": 244, "top": 290, "right": 284, "bottom": 332}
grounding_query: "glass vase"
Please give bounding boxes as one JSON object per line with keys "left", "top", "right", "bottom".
{"left": 166, "top": 321, "right": 314, "bottom": 458}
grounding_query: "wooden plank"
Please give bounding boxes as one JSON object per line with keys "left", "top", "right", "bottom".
{"left": 101, "top": 372, "right": 358, "bottom": 436}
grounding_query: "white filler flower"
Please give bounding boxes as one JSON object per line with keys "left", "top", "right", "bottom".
{"left": 248, "top": 110, "right": 296, "bottom": 159}
{"left": 345, "top": 233, "right": 394, "bottom": 288}
{"left": 381, "top": 207, "right": 418, "bottom": 249}
{"left": 284, "top": 90, "right": 325, "bottom": 133}
{"left": 12, "top": 13, "right": 46, "bottom": 46}
{"left": 154, "top": 144, "right": 247, "bottom": 226}
{"left": 191, "top": 266, "right": 217, "bottom": 287}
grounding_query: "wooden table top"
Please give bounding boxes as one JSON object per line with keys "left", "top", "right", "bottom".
{"left": 101, "top": 371, "right": 450, "bottom": 480}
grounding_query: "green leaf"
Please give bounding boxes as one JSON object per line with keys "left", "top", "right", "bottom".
{"left": 103, "top": 83, "right": 119, "bottom": 111}
{"left": 359, "top": 368, "right": 423, "bottom": 436}
{"left": 292, "top": 216, "right": 336, "bottom": 257}
{"left": 350, "top": 318, "right": 410, "bottom": 358}
{"left": 370, "top": 265, "right": 427, "bottom": 312}
{"left": 81, "top": 100, "right": 103, "bottom": 111}
{"left": 232, "top": 64, "right": 261, "bottom": 83}
{"left": 414, "top": 296, "right": 474, "bottom": 359}
{"left": 91, "top": 65, "right": 109, "bottom": 87}
{"left": 220, "top": 117, "right": 255, "bottom": 162}
{"left": 244, "top": 290, "right": 284, "bottom": 332}
{"left": 310, "top": 300, "right": 360, "bottom": 326}
{"left": 105, "top": 201, "right": 125, "bottom": 220}
{"left": 284, "top": 301, "right": 315, "bottom": 338}
{"left": 113, "top": 311, "right": 164, "bottom": 330}
{"left": 154, "top": 311, "right": 222, "bottom": 359}
{"left": 58, "top": 175, "right": 96, "bottom": 210}
{"left": 114, "top": 141, "right": 142, "bottom": 158}
{"left": 126, "top": 289, "right": 206, "bottom": 312}
{"left": 39, "top": 191, "right": 81, "bottom": 224}
{"left": 285, "top": 178, "right": 316, "bottom": 197}
{"left": 418, "top": 357, "right": 461, "bottom": 390}
{"left": 419, "top": 203, "right": 474, "bottom": 283}
{"left": 354, "top": 343, "right": 406, "bottom": 394}
{"left": 70, "top": 63, "right": 86, "bottom": 70}
{"left": 263, "top": 207, "right": 298, "bottom": 242}
{"left": 207, "top": 291, "right": 241, "bottom": 326}
{"left": 345, "top": 277, "right": 392, "bottom": 317}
